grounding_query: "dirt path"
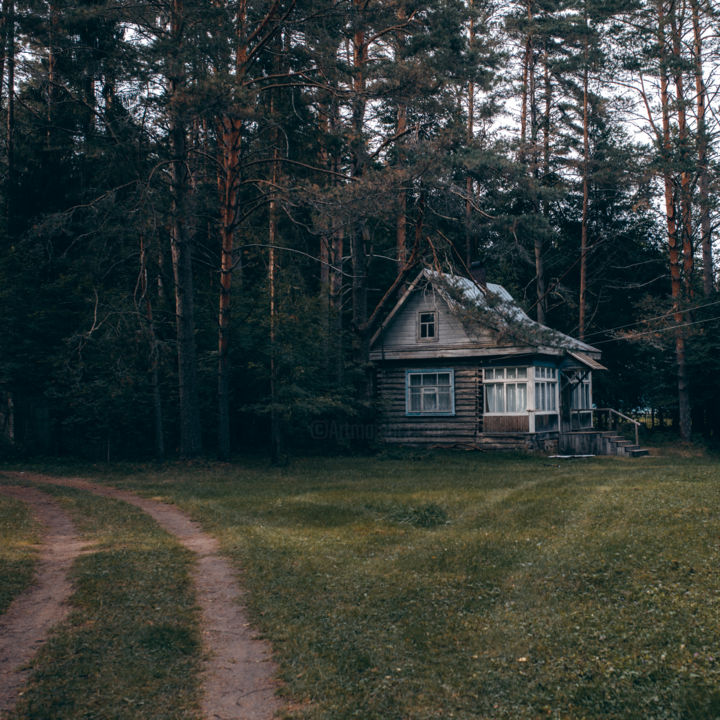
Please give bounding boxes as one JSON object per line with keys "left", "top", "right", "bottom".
{"left": 2, "top": 473, "right": 282, "bottom": 720}
{"left": 0, "top": 484, "right": 87, "bottom": 718}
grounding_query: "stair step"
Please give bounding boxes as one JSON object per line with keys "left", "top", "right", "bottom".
{"left": 560, "top": 432, "right": 648, "bottom": 457}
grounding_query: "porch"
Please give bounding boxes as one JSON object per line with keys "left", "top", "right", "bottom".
{"left": 560, "top": 408, "right": 649, "bottom": 457}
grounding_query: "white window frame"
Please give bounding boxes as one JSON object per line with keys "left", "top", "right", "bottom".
{"left": 483, "top": 367, "right": 529, "bottom": 415}
{"left": 405, "top": 369, "right": 455, "bottom": 416}
{"left": 417, "top": 311, "right": 438, "bottom": 342}
{"left": 571, "top": 375, "right": 592, "bottom": 410}
{"left": 534, "top": 366, "right": 558, "bottom": 413}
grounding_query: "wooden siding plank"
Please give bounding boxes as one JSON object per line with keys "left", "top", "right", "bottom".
{"left": 376, "top": 290, "right": 496, "bottom": 354}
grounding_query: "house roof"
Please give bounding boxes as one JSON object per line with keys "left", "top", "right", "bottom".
{"left": 371, "top": 268, "right": 602, "bottom": 359}
{"left": 567, "top": 351, "right": 607, "bottom": 371}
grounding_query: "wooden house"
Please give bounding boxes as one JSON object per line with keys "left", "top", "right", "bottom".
{"left": 370, "top": 268, "right": 620, "bottom": 453}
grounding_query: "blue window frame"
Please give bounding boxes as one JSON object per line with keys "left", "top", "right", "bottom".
{"left": 406, "top": 369, "right": 455, "bottom": 416}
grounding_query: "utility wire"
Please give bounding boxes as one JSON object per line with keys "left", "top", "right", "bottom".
{"left": 592, "top": 313, "right": 720, "bottom": 345}
{"left": 581, "top": 298, "right": 720, "bottom": 341}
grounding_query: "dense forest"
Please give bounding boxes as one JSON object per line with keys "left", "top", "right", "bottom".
{"left": 0, "top": 0, "right": 718, "bottom": 460}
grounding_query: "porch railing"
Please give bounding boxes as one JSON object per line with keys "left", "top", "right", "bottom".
{"left": 569, "top": 408, "right": 641, "bottom": 446}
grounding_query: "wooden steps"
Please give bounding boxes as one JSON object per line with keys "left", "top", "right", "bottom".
{"left": 560, "top": 431, "right": 649, "bottom": 457}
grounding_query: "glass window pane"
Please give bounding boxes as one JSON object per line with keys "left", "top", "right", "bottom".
{"left": 410, "top": 388, "right": 421, "bottom": 412}
{"left": 486, "top": 384, "right": 503, "bottom": 413}
{"left": 423, "top": 388, "right": 437, "bottom": 411}
{"left": 549, "top": 383, "right": 556, "bottom": 411}
{"left": 437, "top": 373, "right": 450, "bottom": 385}
{"left": 517, "top": 383, "right": 527, "bottom": 411}
{"left": 485, "top": 369, "right": 495, "bottom": 380}
{"left": 438, "top": 388, "right": 451, "bottom": 411}
{"left": 409, "top": 374, "right": 421, "bottom": 386}
{"left": 517, "top": 368, "right": 527, "bottom": 378}
{"left": 507, "top": 368, "right": 516, "bottom": 379}
{"left": 507, "top": 383, "right": 517, "bottom": 412}
{"left": 496, "top": 385, "right": 505, "bottom": 413}
{"left": 422, "top": 373, "right": 437, "bottom": 386}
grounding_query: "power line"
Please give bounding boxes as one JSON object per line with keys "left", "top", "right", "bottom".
{"left": 582, "top": 298, "right": 720, "bottom": 340}
{"left": 592, "top": 313, "right": 720, "bottom": 345}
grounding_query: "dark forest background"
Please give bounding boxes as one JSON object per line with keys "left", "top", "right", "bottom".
{"left": 0, "top": 0, "right": 718, "bottom": 460}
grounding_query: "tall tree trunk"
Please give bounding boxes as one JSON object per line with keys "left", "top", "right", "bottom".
{"left": 395, "top": 2, "right": 408, "bottom": 265}
{"left": 578, "top": 14, "right": 590, "bottom": 340}
{"left": 3, "top": 0, "right": 13, "bottom": 233}
{"left": 216, "top": 114, "right": 242, "bottom": 460}
{"left": 331, "top": 221, "right": 344, "bottom": 385}
{"left": 465, "top": 0, "right": 475, "bottom": 269}
{"left": 216, "top": 2, "right": 251, "bottom": 459}
{"left": 396, "top": 104, "right": 407, "bottom": 265}
{"left": 350, "top": 1, "right": 372, "bottom": 392}
{"left": 268, "top": 149, "right": 281, "bottom": 463}
{"left": 691, "top": 0, "right": 712, "bottom": 296}
{"left": 47, "top": 0, "right": 58, "bottom": 151}
{"left": 658, "top": 0, "right": 691, "bottom": 441}
{"left": 519, "top": 3, "right": 533, "bottom": 161}
{"left": 519, "top": 2, "right": 547, "bottom": 324}
{"left": 169, "top": 0, "right": 202, "bottom": 457}
{"left": 669, "top": 2, "right": 694, "bottom": 301}
{"left": 317, "top": 87, "right": 344, "bottom": 383}
{"left": 140, "top": 236, "right": 165, "bottom": 461}
{"left": 0, "top": 0, "right": 10, "bottom": 103}
{"left": 535, "top": 38, "right": 551, "bottom": 324}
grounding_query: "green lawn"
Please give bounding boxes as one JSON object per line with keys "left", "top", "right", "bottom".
{"left": 3, "top": 450, "right": 720, "bottom": 719}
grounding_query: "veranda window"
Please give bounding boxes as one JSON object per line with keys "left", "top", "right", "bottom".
{"left": 571, "top": 377, "right": 592, "bottom": 409}
{"left": 534, "top": 366, "right": 558, "bottom": 412}
{"left": 484, "top": 367, "right": 528, "bottom": 414}
{"left": 406, "top": 370, "right": 455, "bottom": 415}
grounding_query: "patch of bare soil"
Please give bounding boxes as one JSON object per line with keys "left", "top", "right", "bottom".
{"left": 0, "top": 484, "right": 87, "bottom": 718}
{"left": 6, "top": 473, "right": 282, "bottom": 720}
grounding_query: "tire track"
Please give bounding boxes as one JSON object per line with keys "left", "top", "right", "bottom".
{"left": 0, "top": 485, "right": 87, "bottom": 718}
{"left": 6, "top": 473, "right": 281, "bottom": 720}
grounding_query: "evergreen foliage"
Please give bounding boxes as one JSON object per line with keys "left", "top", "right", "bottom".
{"left": 0, "top": 0, "right": 718, "bottom": 458}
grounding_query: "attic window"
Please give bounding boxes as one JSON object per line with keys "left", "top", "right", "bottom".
{"left": 418, "top": 311, "right": 437, "bottom": 341}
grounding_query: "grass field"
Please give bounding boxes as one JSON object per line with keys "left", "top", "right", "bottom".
{"left": 3, "top": 449, "right": 720, "bottom": 719}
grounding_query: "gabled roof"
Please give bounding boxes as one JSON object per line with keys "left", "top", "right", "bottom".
{"left": 371, "top": 268, "right": 601, "bottom": 358}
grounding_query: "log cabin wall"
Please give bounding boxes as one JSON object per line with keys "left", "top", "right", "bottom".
{"left": 376, "top": 362, "right": 481, "bottom": 445}
{"left": 483, "top": 415, "right": 530, "bottom": 433}
{"left": 376, "top": 360, "right": 559, "bottom": 451}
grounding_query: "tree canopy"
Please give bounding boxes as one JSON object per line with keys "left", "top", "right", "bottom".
{"left": 1, "top": 0, "right": 718, "bottom": 459}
